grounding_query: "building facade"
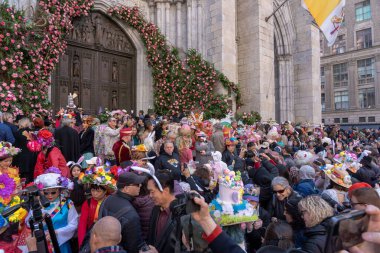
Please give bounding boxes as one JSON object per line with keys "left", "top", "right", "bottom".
{"left": 321, "top": 0, "right": 380, "bottom": 126}
{"left": 6, "top": 0, "right": 322, "bottom": 123}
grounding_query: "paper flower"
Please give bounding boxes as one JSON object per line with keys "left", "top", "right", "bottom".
{"left": 0, "top": 174, "right": 16, "bottom": 200}
{"left": 45, "top": 167, "right": 61, "bottom": 175}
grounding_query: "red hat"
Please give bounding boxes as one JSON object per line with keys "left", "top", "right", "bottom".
{"left": 348, "top": 182, "right": 372, "bottom": 198}
{"left": 120, "top": 128, "right": 132, "bottom": 139}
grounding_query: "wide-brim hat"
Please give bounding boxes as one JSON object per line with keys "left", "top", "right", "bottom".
{"left": 35, "top": 173, "right": 73, "bottom": 190}
{"left": 0, "top": 142, "right": 21, "bottom": 160}
{"left": 323, "top": 164, "right": 352, "bottom": 189}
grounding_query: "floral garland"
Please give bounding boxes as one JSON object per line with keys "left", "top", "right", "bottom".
{"left": 108, "top": 6, "right": 242, "bottom": 119}
{"left": 0, "top": 0, "right": 93, "bottom": 115}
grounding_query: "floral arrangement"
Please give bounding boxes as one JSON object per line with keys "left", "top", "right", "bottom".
{"left": 7, "top": 196, "right": 27, "bottom": 223}
{"left": 0, "top": 0, "right": 93, "bottom": 115}
{"left": 79, "top": 165, "right": 116, "bottom": 191}
{"left": 0, "top": 141, "right": 21, "bottom": 160}
{"left": 36, "top": 129, "right": 54, "bottom": 148}
{"left": 236, "top": 111, "right": 262, "bottom": 125}
{"left": 0, "top": 174, "right": 16, "bottom": 203}
{"left": 108, "top": 6, "right": 241, "bottom": 119}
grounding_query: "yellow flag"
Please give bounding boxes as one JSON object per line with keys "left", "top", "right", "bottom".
{"left": 302, "top": 0, "right": 346, "bottom": 46}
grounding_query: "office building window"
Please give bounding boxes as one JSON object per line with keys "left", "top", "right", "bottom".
{"left": 333, "top": 63, "right": 348, "bottom": 87}
{"left": 356, "top": 28, "right": 372, "bottom": 49}
{"left": 368, "top": 117, "right": 375, "bottom": 122}
{"left": 355, "top": 0, "right": 371, "bottom": 22}
{"left": 334, "top": 91, "right": 349, "bottom": 110}
{"left": 322, "top": 119, "right": 325, "bottom": 124}
{"left": 321, "top": 93, "right": 326, "bottom": 112}
{"left": 321, "top": 67, "right": 325, "bottom": 89}
{"left": 359, "top": 117, "right": 366, "bottom": 123}
{"left": 359, "top": 87, "right": 375, "bottom": 109}
{"left": 332, "top": 35, "right": 346, "bottom": 54}
{"left": 334, "top": 118, "right": 341, "bottom": 123}
{"left": 342, "top": 118, "right": 348, "bottom": 123}
{"left": 358, "top": 58, "right": 375, "bottom": 84}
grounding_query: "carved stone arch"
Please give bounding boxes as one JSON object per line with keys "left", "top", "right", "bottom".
{"left": 273, "top": 0, "right": 296, "bottom": 123}
{"left": 93, "top": 0, "right": 153, "bottom": 112}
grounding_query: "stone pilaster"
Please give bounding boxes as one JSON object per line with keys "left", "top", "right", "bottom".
{"left": 348, "top": 60, "right": 358, "bottom": 109}
{"left": 291, "top": 0, "right": 321, "bottom": 124}
{"left": 237, "top": 0, "right": 275, "bottom": 121}
{"left": 278, "top": 55, "right": 294, "bottom": 122}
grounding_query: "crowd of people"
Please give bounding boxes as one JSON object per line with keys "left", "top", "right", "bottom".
{"left": 1, "top": 108, "right": 380, "bottom": 253}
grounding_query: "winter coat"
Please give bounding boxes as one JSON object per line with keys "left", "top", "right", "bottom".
{"left": 222, "top": 150, "right": 238, "bottom": 167}
{"left": 248, "top": 163, "right": 273, "bottom": 209}
{"left": 208, "top": 231, "right": 245, "bottom": 253}
{"left": 246, "top": 206, "right": 271, "bottom": 251}
{"left": 353, "top": 165, "right": 379, "bottom": 187}
{"left": 293, "top": 179, "right": 320, "bottom": 197}
{"left": 195, "top": 141, "right": 215, "bottom": 166}
{"left": 79, "top": 127, "right": 95, "bottom": 154}
{"left": 0, "top": 122, "right": 15, "bottom": 144}
{"left": 54, "top": 125, "right": 81, "bottom": 163}
{"left": 147, "top": 205, "right": 177, "bottom": 253}
{"left": 270, "top": 190, "right": 302, "bottom": 221}
{"left": 34, "top": 147, "right": 70, "bottom": 178}
{"left": 155, "top": 150, "right": 181, "bottom": 180}
{"left": 100, "top": 191, "right": 144, "bottom": 253}
{"left": 211, "top": 130, "right": 225, "bottom": 153}
{"left": 302, "top": 222, "right": 328, "bottom": 253}
{"left": 132, "top": 195, "right": 155, "bottom": 240}
{"left": 12, "top": 127, "right": 37, "bottom": 183}
{"left": 261, "top": 158, "right": 279, "bottom": 178}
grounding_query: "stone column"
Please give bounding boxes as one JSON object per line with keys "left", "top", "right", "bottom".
{"left": 197, "top": 0, "right": 202, "bottom": 53}
{"left": 165, "top": 2, "right": 171, "bottom": 38}
{"left": 237, "top": 0, "right": 275, "bottom": 120}
{"left": 291, "top": 0, "right": 321, "bottom": 124}
{"left": 148, "top": 2, "right": 155, "bottom": 23}
{"left": 156, "top": 2, "right": 163, "bottom": 33}
{"left": 278, "top": 55, "right": 295, "bottom": 122}
{"left": 187, "top": 0, "right": 192, "bottom": 48}
{"left": 176, "top": 1, "right": 182, "bottom": 48}
{"left": 348, "top": 60, "right": 358, "bottom": 109}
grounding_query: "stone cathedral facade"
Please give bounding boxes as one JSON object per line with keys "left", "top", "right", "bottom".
{"left": 6, "top": 0, "right": 322, "bottom": 123}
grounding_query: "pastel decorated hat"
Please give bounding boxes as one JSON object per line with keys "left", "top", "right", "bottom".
{"left": 34, "top": 167, "right": 73, "bottom": 190}
{"left": 225, "top": 137, "right": 238, "bottom": 146}
{"left": 294, "top": 150, "right": 314, "bottom": 167}
{"left": 36, "top": 129, "right": 55, "bottom": 148}
{"left": 0, "top": 142, "right": 21, "bottom": 160}
{"left": 323, "top": 164, "right": 352, "bottom": 189}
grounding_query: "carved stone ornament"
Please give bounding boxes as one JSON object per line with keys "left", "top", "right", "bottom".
{"left": 68, "top": 12, "right": 134, "bottom": 53}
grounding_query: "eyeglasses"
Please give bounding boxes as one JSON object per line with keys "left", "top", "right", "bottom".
{"left": 43, "top": 191, "right": 57, "bottom": 195}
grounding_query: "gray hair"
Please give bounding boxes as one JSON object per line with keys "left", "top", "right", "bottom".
{"left": 163, "top": 140, "right": 174, "bottom": 147}
{"left": 271, "top": 176, "right": 290, "bottom": 188}
{"left": 61, "top": 118, "right": 73, "bottom": 127}
{"left": 2, "top": 112, "right": 13, "bottom": 122}
{"left": 167, "top": 131, "right": 177, "bottom": 139}
{"left": 18, "top": 117, "right": 31, "bottom": 129}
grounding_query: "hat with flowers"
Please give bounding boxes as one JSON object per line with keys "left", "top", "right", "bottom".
{"left": 36, "top": 129, "right": 55, "bottom": 148}
{"left": 79, "top": 164, "right": 116, "bottom": 193}
{"left": 0, "top": 142, "right": 21, "bottom": 160}
{"left": 34, "top": 167, "right": 73, "bottom": 190}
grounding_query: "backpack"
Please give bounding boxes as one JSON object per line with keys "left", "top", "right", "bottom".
{"left": 93, "top": 124, "right": 107, "bottom": 157}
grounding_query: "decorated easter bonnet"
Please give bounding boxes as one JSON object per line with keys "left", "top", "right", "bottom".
{"left": 79, "top": 164, "right": 117, "bottom": 193}
{"left": 34, "top": 167, "right": 73, "bottom": 190}
{"left": 294, "top": 150, "right": 314, "bottom": 167}
{"left": 334, "top": 151, "right": 361, "bottom": 173}
{"left": 225, "top": 137, "right": 238, "bottom": 146}
{"left": 323, "top": 164, "right": 352, "bottom": 189}
{"left": 0, "top": 142, "right": 21, "bottom": 160}
{"left": 36, "top": 129, "right": 55, "bottom": 148}
{"left": 209, "top": 169, "right": 258, "bottom": 226}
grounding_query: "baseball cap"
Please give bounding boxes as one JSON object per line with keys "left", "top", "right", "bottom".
{"left": 117, "top": 172, "right": 146, "bottom": 188}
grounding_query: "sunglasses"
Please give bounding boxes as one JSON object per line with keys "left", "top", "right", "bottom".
{"left": 43, "top": 191, "right": 57, "bottom": 195}
{"left": 273, "top": 188, "right": 287, "bottom": 194}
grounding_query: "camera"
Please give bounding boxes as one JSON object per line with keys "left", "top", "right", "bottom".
{"left": 170, "top": 192, "right": 201, "bottom": 218}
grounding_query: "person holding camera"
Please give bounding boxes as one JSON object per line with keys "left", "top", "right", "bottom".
{"left": 146, "top": 172, "right": 178, "bottom": 253}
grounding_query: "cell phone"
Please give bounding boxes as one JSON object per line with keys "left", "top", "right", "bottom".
{"left": 325, "top": 209, "right": 368, "bottom": 253}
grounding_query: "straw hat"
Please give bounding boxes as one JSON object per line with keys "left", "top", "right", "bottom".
{"left": 323, "top": 164, "right": 352, "bottom": 189}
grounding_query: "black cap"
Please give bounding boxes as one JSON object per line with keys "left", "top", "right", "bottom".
{"left": 117, "top": 172, "right": 146, "bottom": 189}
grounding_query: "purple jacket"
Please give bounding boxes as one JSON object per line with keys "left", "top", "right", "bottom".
{"left": 132, "top": 195, "right": 155, "bottom": 240}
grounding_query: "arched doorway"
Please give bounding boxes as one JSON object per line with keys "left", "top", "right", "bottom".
{"left": 51, "top": 12, "right": 136, "bottom": 114}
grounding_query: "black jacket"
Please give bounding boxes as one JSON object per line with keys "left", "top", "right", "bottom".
{"left": 155, "top": 150, "right": 181, "bottom": 180}
{"left": 147, "top": 205, "right": 177, "bottom": 253}
{"left": 100, "top": 191, "right": 144, "bottom": 253}
{"left": 302, "top": 222, "right": 328, "bottom": 253}
{"left": 54, "top": 125, "right": 81, "bottom": 162}
{"left": 79, "top": 127, "right": 95, "bottom": 154}
{"left": 12, "top": 127, "right": 37, "bottom": 183}
{"left": 353, "top": 164, "right": 379, "bottom": 187}
{"left": 270, "top": 191, "right": 302, "bottom": 221}
{"left": 209, "top": 231, "right": 245, "bottom": 253}
{"left": 261, "top": 159, "right": 279, "bottom": 178}
{"left": 248, "top": 164, "right": 273, "bottom": 207}
{"left": 246, "top": 206, "right": 271, "bottom": 251}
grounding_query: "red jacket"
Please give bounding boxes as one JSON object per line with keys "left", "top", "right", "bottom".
{"left": 78, "top": 198, "right": 102, "bottom": 247}
{"left": 112, "top": 140, "right": 131, "bottom": 165}
{"left": 34, "top": 147, "right": 70, "bottom": 178}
